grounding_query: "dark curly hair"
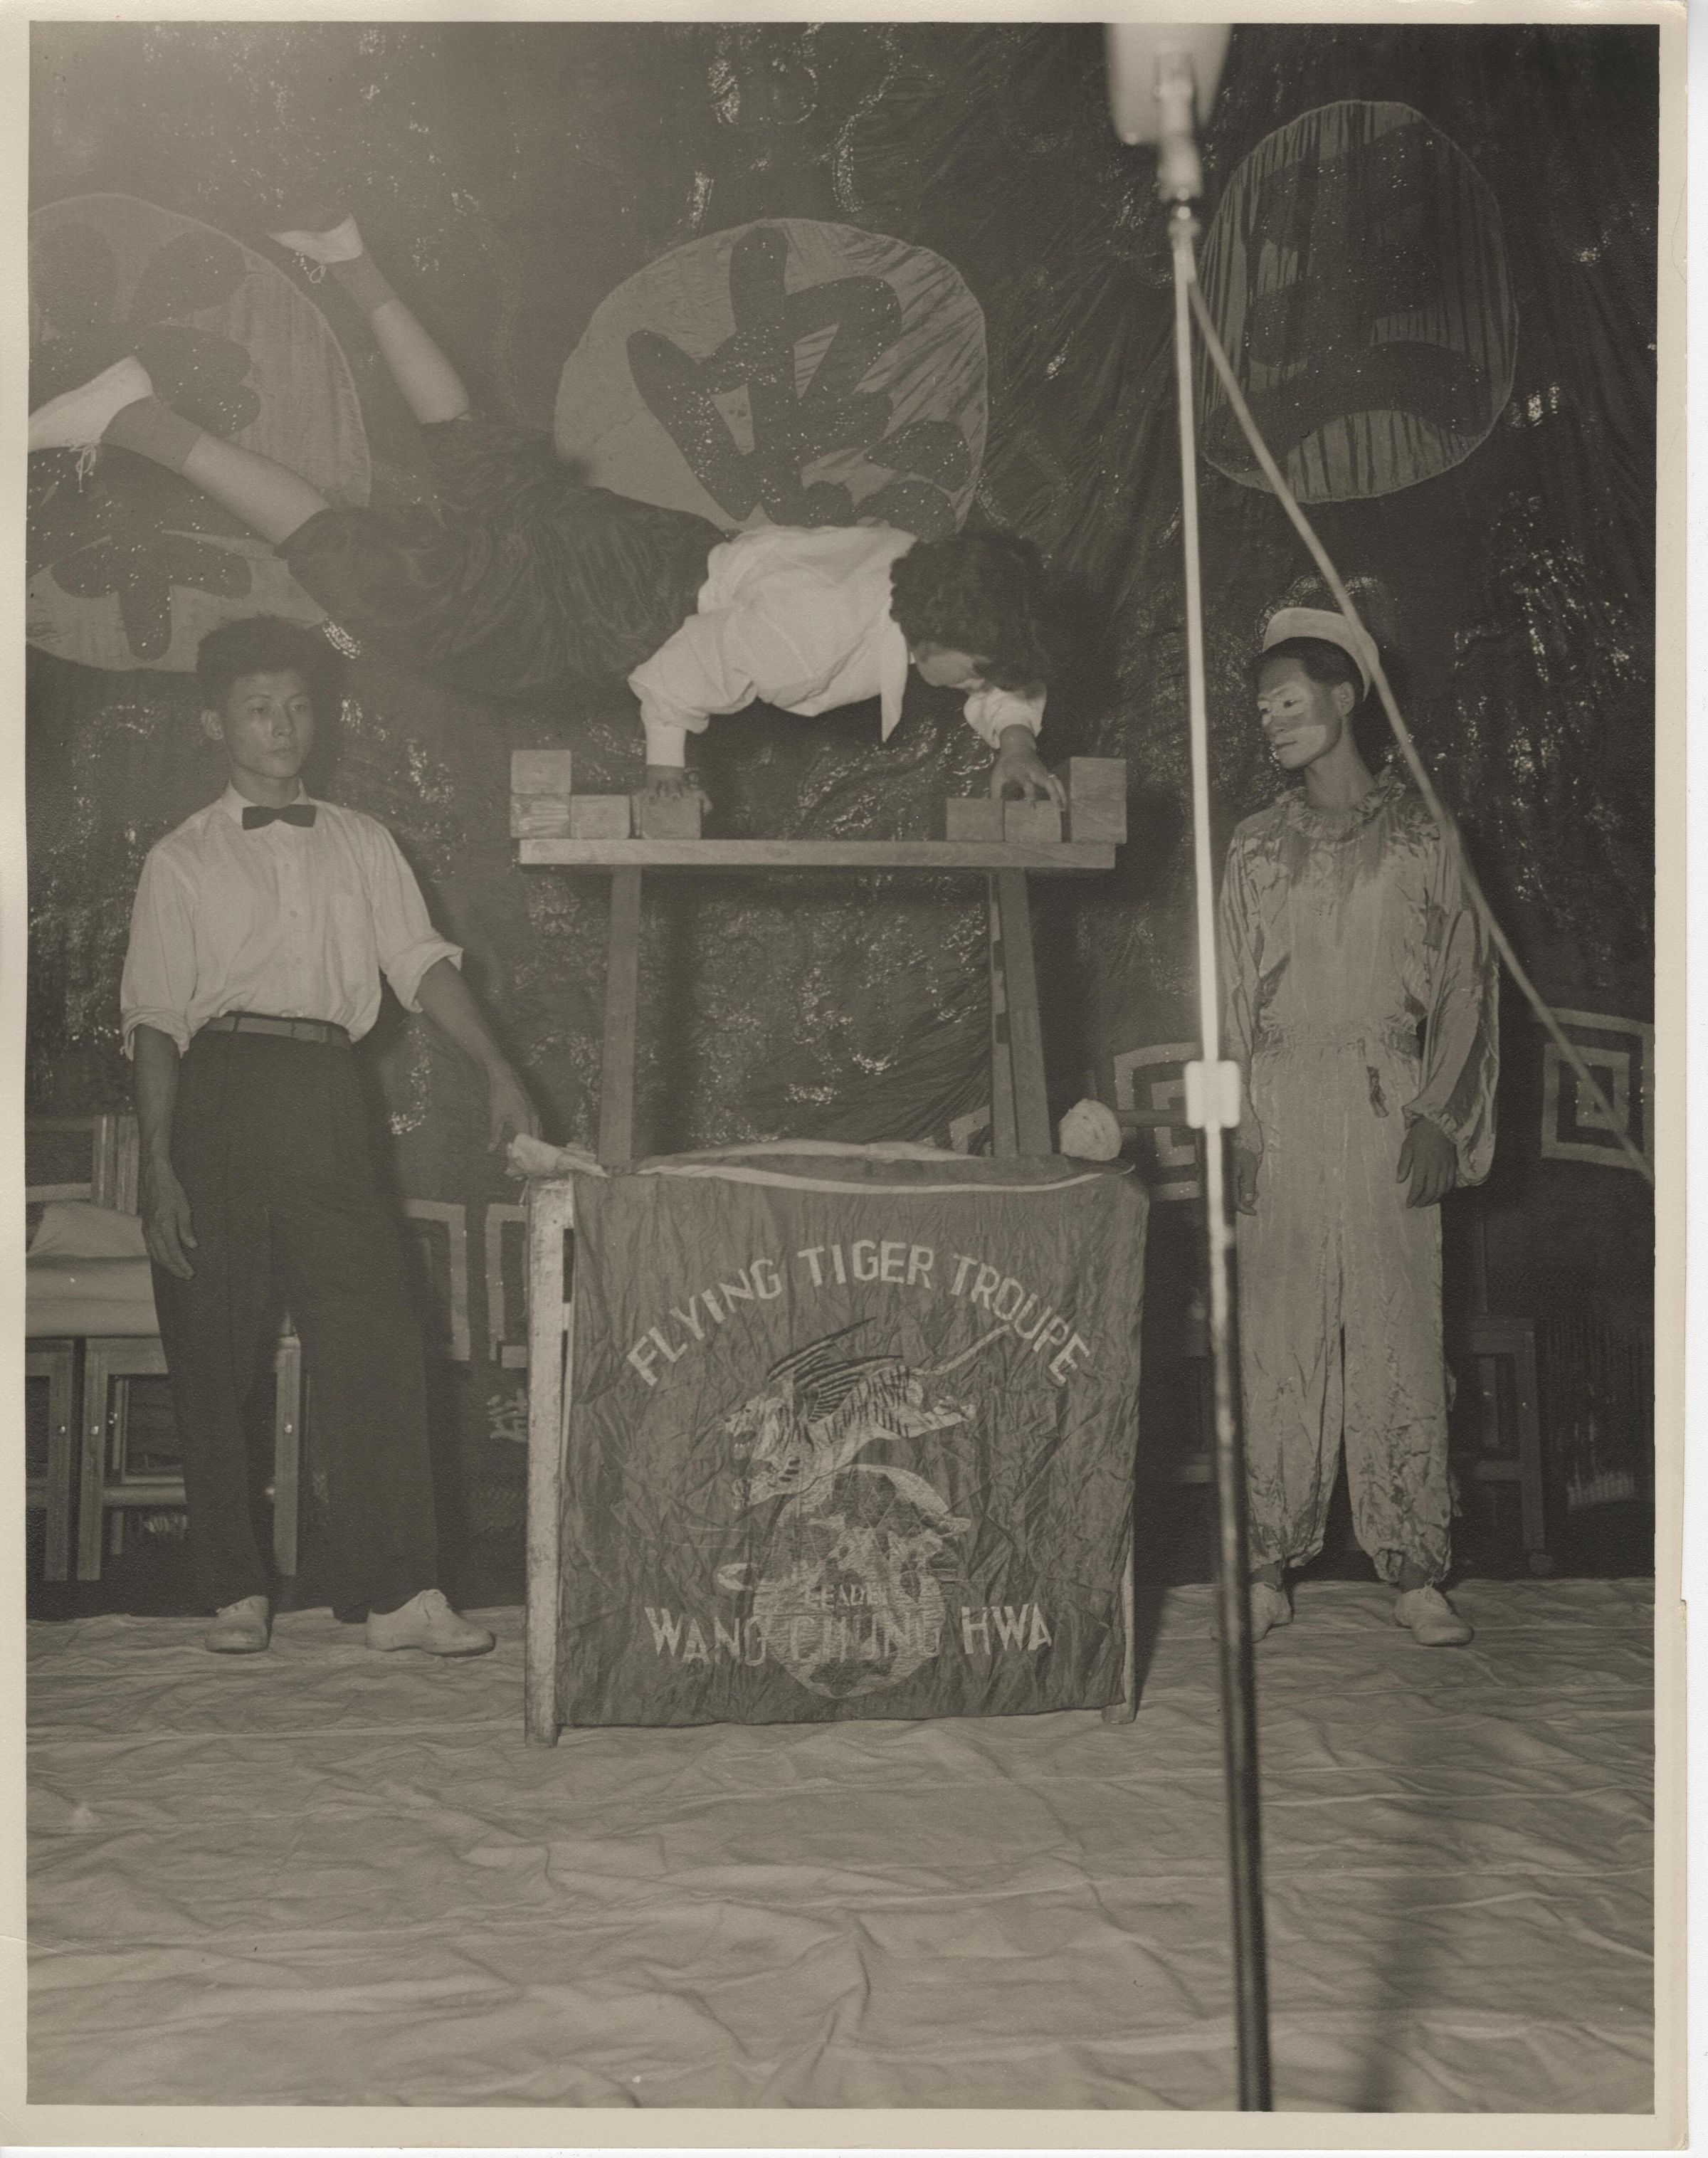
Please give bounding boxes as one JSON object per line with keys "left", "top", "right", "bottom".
{"left": 196, "top": 615, "right": 342, "bottom": 717}
{"left": 888, "top": 532, "right": 1054, "bottom": 692}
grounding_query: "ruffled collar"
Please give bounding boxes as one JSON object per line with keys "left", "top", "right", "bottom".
{"left": 1275, "top": 762, "right": 1406, "bottom": 839}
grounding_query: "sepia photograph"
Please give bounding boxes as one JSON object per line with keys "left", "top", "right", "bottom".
{"left": 16, "top": 4, "right": 1678, "bottom": 2130}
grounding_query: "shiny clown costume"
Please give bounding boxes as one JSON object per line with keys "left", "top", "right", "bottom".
{"left": 1218, "top": 767, "right": 1499, "bottom": 1584}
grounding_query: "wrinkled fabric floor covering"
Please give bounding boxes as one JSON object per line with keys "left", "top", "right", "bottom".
{"left": 28, "top": 1578, "right": 1652, "bottom": 2112}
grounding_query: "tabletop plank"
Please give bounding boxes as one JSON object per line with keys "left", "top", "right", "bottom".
{"left": 517, "top": 838, "right": 1117, "bottom": 872}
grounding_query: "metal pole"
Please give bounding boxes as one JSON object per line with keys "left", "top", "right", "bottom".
{"left": 1167, "top": 197, "right": 1275, "bottom": 2111}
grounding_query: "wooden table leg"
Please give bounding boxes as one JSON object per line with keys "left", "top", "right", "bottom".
{"left": 996, "top": 869, "right": 1053, "bottom": 1156}
{"left": 599, "top": 868, "right": 643, "bottom": 1167}
{"left": 986, "top": 878, "right": 1020, "bottom": 1157}
{"left": 77, "top": 1342, "right": 110, "bottom": 1582}
{"left": 525, "top": 1178, "right": 575, "bottom": 1747}
{"left": 1102, "top": 1512, "right": 1139, "bottom": 1725}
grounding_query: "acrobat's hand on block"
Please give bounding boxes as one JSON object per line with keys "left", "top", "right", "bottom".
{"left": 943, "top": 758, "right": 1127, "bottom": 846}
{"left": 633, "top": 787, "right": 704, "bottom": 840}
{"left": 987, "top": 724, "right": 1066, "bottom": 810}
{"left": 638, "top": 764, "right": 712, "bottom": 823}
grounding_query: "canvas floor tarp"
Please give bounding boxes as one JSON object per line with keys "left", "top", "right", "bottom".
{"left": 27, "top": 1577, "right": 1652, "bottom": 2112}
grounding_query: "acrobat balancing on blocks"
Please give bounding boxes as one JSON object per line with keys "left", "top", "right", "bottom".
{"left": 29, "top": 213, "right": 1067, "bottom": 816}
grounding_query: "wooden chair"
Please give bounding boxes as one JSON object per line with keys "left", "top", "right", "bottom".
{"left": 1450, "top": 1213, "right": 1549, "bottom": 1572}
{"left": 26, "top": 1113, "right": 136, "bottom": 1579}
{"left": 75, "top": 1332, "right": 305, "bottom": 1583}
{"left": 26, "top": 1112, "right": 305, "bottom": 1584}
{"left": 24, "top": 1342, "right": 77, "bottom": 1583}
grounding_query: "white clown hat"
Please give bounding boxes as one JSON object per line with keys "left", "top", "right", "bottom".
{"left": 1260, "top": 606, "right": 1379, "bottom": 695}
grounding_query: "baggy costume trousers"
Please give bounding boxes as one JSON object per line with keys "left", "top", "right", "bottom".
{"left": 151, "top": 1028, "right": 439, "bottom": 1614}
{"left": 1218, "top": 769, "right": 1499, "bottom": 1585}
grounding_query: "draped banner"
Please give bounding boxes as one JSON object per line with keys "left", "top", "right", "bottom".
{"left": 28, "top": 194, "right": 371, "bottom": 672}
{"left": 1197, "top": 102, "right": 1517, "bottom": 501}
{"left": 558, "top": 1152, "right": 1146, "bottom": 1727}
{"left": 554, "top": 217, "right": 987, "bottom": 540}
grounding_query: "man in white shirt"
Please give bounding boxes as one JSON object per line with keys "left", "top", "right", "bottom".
{"left": 122, "top": 615, "right": 537, "bottom": 1657}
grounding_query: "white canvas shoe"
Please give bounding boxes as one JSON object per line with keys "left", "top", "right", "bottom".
{"left": 1394, "top": 1584, "right": 1475, "bottom": 1646}
{"left": 1213, "top": 1577, "right": 1291, "bottom": 1643}
{"left": 29, "top": 354, "right": 154, "bottom": 453}
{"left": 1250, "top": 1579, "right": 1292, "bottom": 1640}
{"left": 268, "top": 215, "right": 364, "bottom": 263}
{"left": 365, "top": 1587, "right": 495, "bottom": 1657}
{"left": 205, "top": 1594, "right": 270, "bottom": 1654}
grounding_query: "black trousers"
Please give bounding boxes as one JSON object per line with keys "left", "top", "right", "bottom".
{"left": 279, "top": 416, "right": 721, "bottom": 702}
{"left": 152, "top": 1028, "right": 439, "bottom": 1615}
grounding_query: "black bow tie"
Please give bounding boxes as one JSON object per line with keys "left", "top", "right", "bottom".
{"left": 242, "top": 804, "right": 316, "bottom": 830}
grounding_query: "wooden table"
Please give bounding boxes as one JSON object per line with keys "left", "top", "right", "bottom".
{"left": 517, "top": 834, "right": 1122, "bottom": 1742}
{"left": 517, "top": 833, "right": 1115, "bottom": 1167}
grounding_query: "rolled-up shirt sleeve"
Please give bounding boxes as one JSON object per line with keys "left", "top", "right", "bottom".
{"left": 962, "top": 683, "right": 1047, "bottom": 751}
{"left": 628, "top": 611, "right": 764, "bottom": 763}
{"left": 120, "top": 848, "right": 197, "bottom": 1058}
{"left": 363, "top": 823, "right": 461, "bottom": 1012}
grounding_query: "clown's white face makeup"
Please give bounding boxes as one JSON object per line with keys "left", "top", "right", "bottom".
{"left": 1255, "top": 656, "right": 1354, "bottom": 772}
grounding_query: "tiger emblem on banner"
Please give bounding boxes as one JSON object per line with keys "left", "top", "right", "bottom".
{"left": 719, "top": 1323, "right": 1006, "bottom": 1699}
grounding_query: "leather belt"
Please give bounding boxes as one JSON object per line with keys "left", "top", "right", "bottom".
{"left": 201, "top": 1013, "right": 351, "bottom": 1047}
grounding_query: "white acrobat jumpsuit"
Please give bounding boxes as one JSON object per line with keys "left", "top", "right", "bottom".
{"left": 1218, "top": 767, "right": 1499, "bottom": 1584}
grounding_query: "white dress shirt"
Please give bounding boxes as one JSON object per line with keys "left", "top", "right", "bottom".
{"left": 626, "top": 524, "right": 1048, "bottom": 766}
{"left": 120, "top": 784, "right": 461, "bottom": 1056}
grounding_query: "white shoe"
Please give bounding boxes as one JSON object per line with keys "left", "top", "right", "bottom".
{"left": 29, "top": 354, "right": 154, "bottom": 454}
{"left": 1213, "top": 1577, "right": 1291, "bottom": 1643}
{"left": 205, "top": 1594, "right": 270, "bottom": 1654}
{"left": 365, "top": 1586, "right": 494, "bottom": 1657}
{"left": 1250, "top": 1579, "right": 1292, "bottom": 1640}
{"left": 268, "top": 214, "right": 364, "bottom": 263}
{"left": 1395, "top": 1584, "right": 1475, "bottom": 1646}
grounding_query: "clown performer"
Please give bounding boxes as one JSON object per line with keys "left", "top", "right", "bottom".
{"left": 1218, "top": 607, "right": 1499, "bottom": 1648}
{"left": 28, "top": 214, "right": 1064, "bottom": 816}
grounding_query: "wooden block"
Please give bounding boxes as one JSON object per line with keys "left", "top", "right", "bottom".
{"left": 569, "top": 794, "right": 633, "bottom": 839}
{"left": 512, "top": 750, "right": 579, "bottom": 838}
{"left": 945, "top": 797, "right": 1004, "bottom": 841}
{"left": 1003, "top": 800, "right": 1063, "bottom": 846}
{"left": 510, "top": 794, "right": 571, "bottom": 839}
{"left": 634, "top": 792, "right": 703, "bottom": 840}
{"left": 1052, "top": 757, "right": 1127, "bottom": 843}
{"left": 512, "top": 749, "right": 574, "bottom": 796}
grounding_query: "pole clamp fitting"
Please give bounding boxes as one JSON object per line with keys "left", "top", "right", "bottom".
{"left": 1184, "top": 1059, "right": 1243, "bottom": 1132}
